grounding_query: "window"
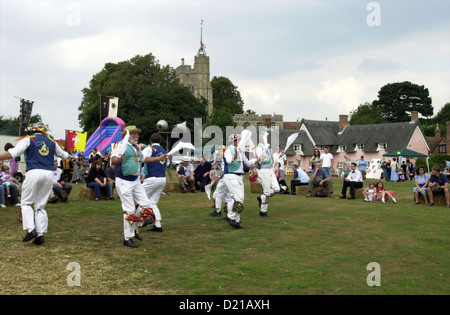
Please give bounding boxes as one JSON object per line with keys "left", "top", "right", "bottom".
{"left": 337, "top": 145, "right": 347, "bottom": 153}
{"left": 293, "top": 144, "right": 302, "bottom": 152}
{"left": 355, "top": 143, "right": 364, "bottom": 150}
{"left": 439, "top": 144, "right": 446, "bottom": 154}
{"left": 377, "top": 143, "right": 387, "bottom": 151}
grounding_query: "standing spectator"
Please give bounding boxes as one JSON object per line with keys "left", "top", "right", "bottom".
{"left": 194, "top": 157, "right": 212, "bottom": 192}
{"left": 406, "top": 159, "right": 414, "bottom": 180}
{"left": 320, "top": 146, "right": 333, "bottom": 177}
{"left": 310, "top": 149, "right": 321, "bottom": 172}
{"left": 340, "top": 162, "right": 364, "bottom": 200}
{"left": 390, "top": 157, "right": 399, "bottom": 182}
{"left": 52, "top": 161, "right": 72, "bottom": 203}
{"left": 342, "top": 155, "right": 351, "bottom": 178}
{"left": 290, "top": 164, "right": 309, "bottom": 195}
{"left": 71, "top": 153, "right": 87, "bottom": 183}
{"left": 357, "top": 156, "right": 368, "bottom": 180}
{"left": 427, "top": 165, "right": 450, "bottom": 207}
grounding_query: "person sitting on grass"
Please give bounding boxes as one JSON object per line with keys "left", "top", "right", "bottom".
{"left": 427, "top": 165, "right": 450, "bottom": 208}
{"left": 363, "top": 182, "right": 376, "bottom": 202}
{"left": 375, "top": 181, "right": 396, "bottom": 204}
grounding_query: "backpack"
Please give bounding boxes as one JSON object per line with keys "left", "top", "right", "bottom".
{"left": 316, "top": 189, "right": 328, "bottom": 197}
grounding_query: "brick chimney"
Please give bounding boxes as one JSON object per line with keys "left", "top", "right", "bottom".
{"left": 435, "top": 124, "right": 441, "bottom": 139}
{"left": 411, "top": 111, "right": 419, "bottom": 121}
{"left": 339, "top": 115, "right": 349, "bottom": 132}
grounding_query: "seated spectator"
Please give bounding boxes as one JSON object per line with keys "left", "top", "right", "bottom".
{"left": 87, "top": 160, "right": 112, "bottom": 201}
{"left": 413, "top": 165, "right": 429, "bottom": 204}
{"left": 105, "top": 164, "right": 116, "bottom": 198}
{"left": 0, "top": 161, "right": 20, "bottom": 207}
{"left": 177, "top": 157, "right": 195, "bottom": 193}
{"left": 52, "top": 161, "right": 72, "bottom": 203}
{"left": 194, "top": 157, "right": 211, "bottom": 192}
{"left": 89, "top": 148, "right": 102, "bottom": 164}
{"left": 306, "top": 161, "right": 333, "bottom": 198}
{"left": 71, "top": 153, "right": 87, "bottom": 183}
{"left": 290, "top": 164, "right": 309, "bottom": 195}
{"left": 375, "top": 181, "right": 396, "bottom": 204}
{"left": 1, "top": 165, "right": 21, "bottom": 198}
{"left": 363, "top": 182, "right": 376, "bottom": 201}
{"left": 340, "top": 162, "right": 364, "bottom": 200}
{"left": 427, "top": 165, "right": 450, "bottom": 207}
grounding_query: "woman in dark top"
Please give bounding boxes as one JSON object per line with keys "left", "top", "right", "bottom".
{"left": 87, "top": 160, "right": 112, "bottom": 201}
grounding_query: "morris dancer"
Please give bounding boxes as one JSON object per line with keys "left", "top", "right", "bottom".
{"left": 255, "top": 129, "right": 282, "bottom": 217}
{"left": 141, "top": 133, "right": 169, "bottom": 232}
{"left": 222, "top": 133, "right": 256, "bottom": 229}
{"left": 0, "top": 123, "right": 73, "bottom": 245}
{"left": 111, "top": 125, "right": 154, "bottom": 248}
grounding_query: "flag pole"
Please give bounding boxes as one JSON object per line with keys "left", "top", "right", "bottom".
{"left": 99, "top": 95, "right": 102, "bottom": 156}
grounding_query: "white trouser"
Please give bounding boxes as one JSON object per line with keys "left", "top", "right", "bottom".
{"left": 212, "top": 179, "right": 232, "bottom": 211}
{"left": 141, "top": 177, "right": 165, "bottom": 221}
{"left": 21, "top": 169, "right": 54, "bottom": 236}
{"left": 116, "top": 177, "right": 151, "bottom": 240}
{"left": 223, "top": 174, "right": 244, "bottom": 223}
{"left": 259, "top": 168, "right": 280, "bottom": 213}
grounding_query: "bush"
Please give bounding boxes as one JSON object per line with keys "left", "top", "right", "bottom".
{"left": 416, "top": 154, "right": 450, "bottom": 173}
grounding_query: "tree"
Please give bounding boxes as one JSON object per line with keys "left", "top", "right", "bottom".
{"left": 372, "top": 81, "right": 433, "bottom": 122}
{"left": 0, "top": 114, "right": 43, "bottom": 136}
{"left": 78, "top": 54, "right": 208, "bottom": 142}
{"left": 349, "top": 102, "right": 387, "bottom": 125}
{"left": 211, "top": 76, "right": 244, "bottom": 115}
{"left": 420, "top": 102, "right": 450, "bottom": 137}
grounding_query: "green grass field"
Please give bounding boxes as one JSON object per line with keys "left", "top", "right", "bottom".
{"left": 0, "top": 175, "right": 448, "bottom": 295}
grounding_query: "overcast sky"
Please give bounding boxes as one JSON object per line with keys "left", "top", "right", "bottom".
{"left": 1, "top": 0, "right": 449, "bottom": 139}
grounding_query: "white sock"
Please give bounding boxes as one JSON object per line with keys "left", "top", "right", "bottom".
{"left": 155, "top": 220, "right": 162, "bottom": 228}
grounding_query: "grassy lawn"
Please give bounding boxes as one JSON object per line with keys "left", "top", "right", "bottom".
{"left": 0, "top": 175, "right": 448, "bottom": 295}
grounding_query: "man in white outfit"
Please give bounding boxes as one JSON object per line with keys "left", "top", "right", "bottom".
{"left": 222, "top": 133, "right": 256, "bottom": 229}
{"left": 141, "top": 133, "right": 169, "bottom": 232}
{"left": 255, "top": 130, "right": 281, "bottom": 217}
{"left": 0, "top": 123, "right": 73, "bottom": 245}
{"left": 111, "top": 125, "right": 154, "bottom": 248}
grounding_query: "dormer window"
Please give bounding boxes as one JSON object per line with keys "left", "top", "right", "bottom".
{"left": 293, "top": 144, "right": 302, "bottom": 152}
{"left": 355, "top": 143, "right": 364, "bottom": 150}
{"left": 377, "top": 143, "right": 387, "bottom": 151}
{"left": 337, "top": 145, "right": 347, "bottom": 153}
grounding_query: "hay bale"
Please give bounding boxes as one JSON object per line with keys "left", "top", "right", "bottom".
{"left": 416, "top": 192, "right": 446, "bottom": 206}
{"left": 164, "top": 182, "right": 183, "bottom": 193}
{"left": 78, "top": 186, "right": 108, "bottom": 200}
{"left": 250, "top": 182, "right": 263, "bottom": 194}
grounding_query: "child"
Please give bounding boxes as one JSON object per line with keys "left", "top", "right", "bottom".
{"left": 1, "top": 165, "right": 21, "bottom": 198}
{"left": 375, "top": 181, "right": 397, "bottom": 204}
{"left": 363, "top": 182, "right": 376, "bottom": 201}
{"left": 177, "top": 163, "right": 188, "bottom": 185}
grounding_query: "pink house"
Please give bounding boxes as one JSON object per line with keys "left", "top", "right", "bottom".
{"left": 282, "top": 111, "right": 429, "bottom": 173}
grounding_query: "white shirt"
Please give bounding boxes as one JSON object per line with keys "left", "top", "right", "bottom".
{"left": 8, "top": 134, "right": 69, "bottom": 161}
{"left": 53, "top": 167, "right": 63, "bottom": 183}
{"left": 346, "top": 169, "right": 363, "bottom": 182}
{"left": 224, "top": 146, "right": 255, "bottom": 174}
{"left": 177, "top": 163, "right": 194, "bottom": 177}
{"left": 320, "top": 153, "right": 333, "bottom": 168}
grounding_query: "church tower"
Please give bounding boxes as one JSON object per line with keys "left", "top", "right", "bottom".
{"left": 175, "top": 21, "right": 213, "bottom": 116}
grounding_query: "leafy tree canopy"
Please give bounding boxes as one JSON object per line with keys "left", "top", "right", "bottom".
{"left": 78, "top": 54, "right": 207, "bottom": 143}
{"left": 372, "top": 81, "right": 433, "bottom": 122}
{"left": 211, "top": 76, "right": 244, "bottom": 115}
